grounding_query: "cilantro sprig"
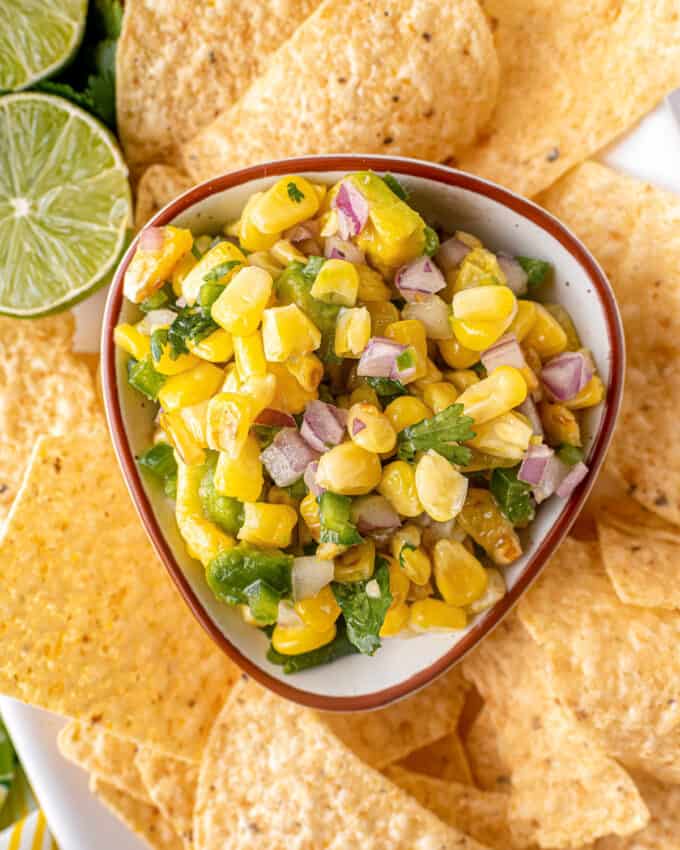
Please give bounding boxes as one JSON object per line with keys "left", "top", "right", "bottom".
{"left": 287, "top": 182, "right": 305, "bottom": 203}
{"left": 332, "top": 558, "right": 392, "bottom": 655}
{"left": 397, "top": 403, "right": 475, "bottom": 464}
{"left": 490, "top": 466, "right": 535, "bottom": 527}
{"left": 166, "top": 306, "right": 218, "bottom": 358}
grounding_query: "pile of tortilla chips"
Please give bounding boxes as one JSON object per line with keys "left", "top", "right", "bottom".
{"left": 1, "top": 0, "right": 680, "bottom": 847}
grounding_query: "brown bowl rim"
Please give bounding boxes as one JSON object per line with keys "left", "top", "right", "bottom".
{"left": 101, "top": 154, "right": 625, "bottom": 712}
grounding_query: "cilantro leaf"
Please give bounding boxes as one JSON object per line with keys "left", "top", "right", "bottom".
{"left": 365, "top": 377, "right": 407, "bottom": 398}
{"left": 397, "top": 403, "right": 475, "bottom": 464}
{"left": 382, "top": 173, "right": 409, "bottom": 201}
{"left": 287, "top": 182, "right": 305, "bottom": 203}
{"left": 516, "top": 256, "right": 552, "bottom": 292}
{"left": 203, "top": 260, "right": 243, "bottom": 283}
{"left": 267, "top": 619, "right": 359, "bottom": 673}
{"left": 423, "top": 225, "right": 440, "bottom": 257}
{"left": 319, "top": 493, "right": 363, "bottom": 546}
{"left": 332, "top": 558, "right": 392, "bottom": 655}
{"left": 138, "top": 442, "right": 177, "bottom": 498}
{"left": 139, "top": 284, "right": 173, "bottom": 313}
{"left": 166, "top": 307, "right": 218, "bottom": 358}
{"left": 490, "top": 466, "right": 535, "bottom": 527}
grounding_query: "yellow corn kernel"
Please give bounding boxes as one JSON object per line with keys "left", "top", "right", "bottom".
{"left": 446, "top": 369, "right": 479, "bottom": 392}
{"left": 519, "top": 364, "right": 539, "bottom": 394}
{"left": 211, "top": 267, "right": 273, "bottom": 336}
{"left": 170, "top": 251, "right": 197, "bottom": 297}
{"left": 187, "top": 328, "right": 234, "bottom": 363}
{"left": 365, "top": 300, "right": 400, "bottom": 336}
{"left": 380, "top": 603, "right": 410, "bottom": 637}
{"left": 240, "top": 373, "right": 277, "bottom": 417}
{"left": 452, "top": 247, "right": 506, "bottom": 294}
{"left": 261, "top": 304, "right": 321, "bottom": 362}
{"left": 433, "top": 539, "right": 488, "bottom": 606}
{"left": 158, "top": 362, "right": 224, "bottom": 411}
{"left": 178, "top": 400, "right": 209, "bottom": 446}
{"left": 300, "top": 492, "right": 321, "bottom": 541}
{"left": 523, "top": 345, "right": 543, "bottom": 379}
{"left": 271, "top": 622, "right": 336, "bottom": 655}
{"left": 206, "top": 392, "right": 256, "bottom": 457}
{"left": 181, "top": 241, "right": 246, "bottom": 305}
{"left": 317, "top": 542, "right": 349, "bottom": 560}
{"left": 286, "top": 352, "right": 323, "bottom": 392}
{"left": 412, "top": 360, "right": 444, "bottom": 398}
{"left": 334, "top": 306, "right": 371, "bottom": 358}
{"left": 251, "top": 176, "right": 320, "bottom": 234}
{"left": 540, "top": 401, "right": 581, "bottom": 446}
{"left": 350, "top": 385, "right": 380, "bottom": 408}
{"left": 408, "top": 580, "right": 434, "bottom": 602}
{"left": 384, "top": 396, "right": 432, "bottom": 434}
{"left": 233, "top": 331, "right": 266, "bottom": 379}
{"left": 466, "top": 412, "right": 533, "bottom": 460}
{"left": 564, "top": 375, "right": 605, "bottom": 410}
{"left": 159, "top": 411, "right": 206, "bottom": 466}
{"left": 214, "top": 434, "right": 263, "bottom": 502}
{"left": 295, "top": 585, "right": 341, "bottom": 632}
{"left": 310, "top": 259, "right": 359, "bottom": 307}
{"left": 423, "top": 381, "right": 458, "bottom": 414}
{"left": 175, "top": 461, "right": 233, "bottom": 565}
{"left": 415, "top": 450, "right": 469, "bottom": 522}
{"left": 124, "top": 226, "right": 193, "bottom": 303}
{"left": 378, "top": 461, "right": 423, "bottom": 517}
{"left": 334, "top": 540, "right": 376, "bottom": 582}
{"left": 237, "top": 502, "right": 298, "bottom": 548}
{"left": 319, "top": 210, "right": 338, "bottom": 236}
{"left": 523, "top": 303, "right": 568, "bottom": 359}
{"left": 267, "top": 239, "right": 306, "bottom": 266}
{"left": 268, "top": 486, "right": 299, "bottom": 509}
{"left": 399, "top": 545, "right": 432, "bottom": 586}
{"left": 247, "top": 251, "right": 284, "bottom": 277}
{"left": 114, "top": 323, "right": 151, "bottom": 360}
{"left": 316, "top": 442, "right": 382, "bottom": 495}
{"left": 391, "top": 523, "right": 421, "bottom": 552}
{"left": 385, "top": 555, "right": 410, "bottom": 607}
{"left": 545, "top": 304, "right": 581, "bottom": 351}
{"left": 222, "top": 362, "right": 241, "bottom": 393}
{"left": 356, "top": 264, "right": 391, "bottom": 302}
{"left": 437, "top": 337, "right": 479, "bottom": 369}
{"left": 237, "top": 192, "right": 280, "bottom": 252}
{"left": 312, "top": 182, "right": 327, "bottom": 204}
{"left": 450, "top": 317, "right": 509, "bottom": 352}
{"left": 152, "top": 341, "right": 200, "bottom": 376}
{"left": 268, "top": 363, "right": 317, "bottom": 414}
{"left": 410, "top": 598, "right": 466, "bottom": 632}
{"left": 457, "top": 488, "right": 522, "bottom": 565}
{"left": 452, "top": 285, "right": 516, "bottom": 323}
{"left": 456, "top": 366, "right": 527, "bottom": 424}
{"left": 347, "top": 402, "right": 396, "bottom": 453}
{"left": 385, "top": 320, "right": 427, "bottom": 382}
{"left": 468, "top": 567, "right": 506, "bottom": 615}
{"left": 508, "top": 299, "right": 538, "bottom": 342}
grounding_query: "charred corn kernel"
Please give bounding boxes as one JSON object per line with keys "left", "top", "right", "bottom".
{"left": 564, "top": 375, "right": 605, "bottom": 410}
{"left": 316, "top": 442, "right": 382, "bottom": 495}
{"left": 268, "top": 363, "right": 316, "bottom": 414}
{"left": 468, "top": 568, "right": 506, "bottom": 615}
{"left": 188, "top": 328, "right": 234, "bottom": 362}
{"left": 268, "top": 486, "right": 299, "bottom": 508}
{"left": 457, "top": 488, "right": 522, "bottom": 565}
{"left": 300, "top": 492, "right": 321, "bottom": 541}
{"left": 523, "top": 303, "right": 568, "bottom": 359}
{"left": 334, "top": 540, "right": 375, "bottom": 582}
{"left": 410, "top": 598, "right": 466, "bottom": 632}
{"left": 391, "top": 523, "right": 421, "bottom": 553}
{"left": 233, "top": 331, "right": 266, "bottom": 378}
{"left": 437, "top": 337, "right": 479, "bottom": 369}
{"left": 545, "top": 304, "right": 581, "bottom": 350}
{"left": 247, "top": 250, "right": 283, "bottom": 277}
{"left": 423, "top": 381, "right": 459, "bottom": 414}
{"left": 356, "top": 264, "right": 391, "bottom": 302}
{"left": 415, "top": 450, "right": 469, "bottom": 523}
{"left": 311, "top": 258, "right": 359, "bottom": 306}
{"left": 206, "top": 392, "right": 256, "bottom": 457}
{"left": 286, "top": 352, "right": 323, "bottom": 392}
{"left": 452, "top": 285, "right": 516, "bottom": 324}
{"left": 295, "top": 586, "right": 341, "bottom": 632}
{"left": 237, "top": 502, "right": 298, "bottom": 548}
{"left": 467, "top": 412, "right": 533, "bottom": 460}
{"left": 350, "top": 385, "right": 380, "bottom": 408}
{"left": 447, "top": 369, "right": 479, "bottom": 392}
{"left": 540, "top": 401, "right": 581, "bottom": 446}
{"left": 508, "top": 300, "right": 538, "bottom": 341}
{"left": 124, "top": 226, "right": 193, "bottom": 303}
{"left": 170, "top": 252, "right": 197, "bottom": 297}
{"left": 317, "top": 542, "right": 349, "bottom": 560}
{"left": 434, "top": 539, "right": 488, "bottom": 606}
{"left": 262, "top": 304, "right": 321, "bottom": 361}
{"left": 114, "top": 324, "right": 151, "bottom": 360}
{"left": 457, "top": 366, "right": 527, "bottom": 424}
{"left": 271, "top": 622, "right": 336, "bottom": 655}
{"left": 152, "top": 341, "right": 200, "bottom": 376}
{"left": 251, "top": 176, "right": 320, "bottom": 234}
{"left": 175, "top": 461, "right": 233, "bottom": 565}
{"left": 181, "top": 241, "right": 246, "bottom": 305}
{"left": 214, "top": 434, "right": 263, "bottom": 502}
{"left": 386, "top": 555, "right": 411, "bottom": 606}
{"left": 365, "top": 300, "right": 400, "bottom": 336}
{"left": 379, "top": 603, "right": 410, "bottom": 637}
{"left": 347, "top": 402, "right": 396, "bottom": 453}
{"left": 269, "top": 239, "right": 307, "bottom": 266}
{"left": 450, "top": 316, "right": 510, "bottom": 352}
{"left": 385, "top": 320, "right": 427, "bottom": 381}
{"left": 158, "top": 362, "right": 224, "bottom": 411}
{"left": 237, "top": 192, "right": 280, "bottom": 251}
{"left": 384, "top": 396, "right": 432, "bottom": 434}
{"left": 379, "top": 461, "right": 423, "bottom": 517}
{"left": 178, "top": 400, "right": 209, "bottom": 446}
{"left": 452, "top": 247, "right": 506, "bottom": 294}
{"left": 211, "top": 267, "right": 273, "bottom": 336}
{"left": 334, "top": 306, "right": 371, "bottom": 358}
{"left": 159, "top": 411, "right": 206, "bottom": 466}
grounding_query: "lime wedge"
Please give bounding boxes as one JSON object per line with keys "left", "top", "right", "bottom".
{"left": 0, "top": 93, "right": 132, "bottom": 317}
{"left": 0, "top": 0, "right": 88, "bottom": 91}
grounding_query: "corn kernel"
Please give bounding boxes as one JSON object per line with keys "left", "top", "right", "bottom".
{"left": 114, "top": 323, "right": 151, "bottom": 360}
{"left": 452, "top": 247, "right": 506, "bottom": 294}
{"left": 467, "top": 568, "right": 506, "bottom": 614}
{"left": 310, "top": 259, "right": 359, "bottom": 307}
{"left": 452, "top": 285, "right": 515, "bottom": 323}
{"left": 356, "top": 264, "right": 391, "bottom": 302}
{"left": 384, "top": 396, "right": 432, "bottom": 434}
{"left": 247, "top": 251, "right": 284, "bottom": 277}
{"left": 365, "top": 300, "right": 400, "bottom": 336}
{"left": 378, "top": 461, "right": 423, "bottom": 517}
{"left": 238, "top": 192, "right": 281, "bottom": 251}
{"left": 334, "top": 306, "right": 371, "bottom": 358}
{"left": 152, "top": 341, "right": 200, "bottom": 376}
{"left": 124, "top": 226, "right": 193, "bottom": 303}
{"left": 386, "top": 555, "right": 410, "bottom": 607}
{"left": 268, "top": 363, "right": 317, "bottom": 414}
{"left": 409, "top": 599, "right": 467, "bottom": 632}
{"left": 523, "top": 303, "right": 568, "bottom": 359}
{"left": 175, "top": 461, "right": 233, "bottom": 565}
{"left": 181, "top": 241, "right": 246, "bottom": 305}
{"left": 178, "top": 400, "right": 209, "bottom": 446}
{"left": 205, "top": 392, "right": 256, "bottom": 457}
{"left": 508, "top": 299, "right": 537, "bottom": 341}
{"left": 251, "top": 176, "right": 320, "bottom": 234}
{"left": 271, "top": 622, "right": 336, "bottom": 655}
{"left": 159, "top": 411, "right": 206, "bottom": 466}
{"left": 262, "top": 304, "right": 321, "bottom": 361}
{"left": 240, "top": 373, "right": 278, "bottom": 417}
{"left": 540, "top": 401, "right": 581, "bottom": 446}
{"left": 350, "top": 385, "right": 381, "bottom": 408}
{"left": 564, "top": 375, "right": 605, "bottom": 409}
{"left": 171, "top": 252, "right": 197, "bottom": 297}
{"left": 456, "top": 366, "right": 527, "bottom": 425}
{"left": 434, "top": 539, "right": 488, "bottom": 606}
{"left": 392, "top": 530, "right": 431, "bottom": 586}
{"left": 211, "top": 266, "right": 273, "bottom": 337}
{"left": 237, "top": 502, "right": 298, "bottom": 548}
{"left": 385, "top": 320, "right": 427, "bottom": 381}
{"left": 446, "top": 369, "right": 479, "bottom": 392}
{"left": 268, "top": 486, "right": 299, "bottom": 508}
{"left": 457, "top": 488, "right": 522, "bottom": 565}
{"left": 408, "top": 580, "right": 434, "bottom": 602}
{"left": 423, "top": 381, "right": 459, "bottom": 414}
{"left": 450, "top": 317, "right": 510, "bottom": 352}
{"left": 300, "top": 492, "right": 321, "bottom": 541}
{"left": 158, "top": 362, "right": 224, "bottom": 411}
{"left": 316, "top": 442, "right": 382, "bottom": 495}
{"left": 347, "top": 402, "right": 396, "bottom": 453}
{"left": 379, "top": 603, "right": 410, "bottom": 636}
{"left": 286, "top": 353, "right": 323, "bottom": 392}
{"left": 319, "top": 210, "right": 338, "bottom": 237}
{"left": 214, "top": 434, "right": 263, "bottom": 502}
{"left": 295, "top": 586, "right": 341, "bottom": 632}
{"left": 437, "top": 337, "right": 479, "bottom": 369}
{"left": 545, "top": 304, "right": 581, "bottom": 351}
{"left": 233, "top": 331, "right": 266, "bottom": 379}
{"left": 188, "top": 329, "right": 234, "bottom": 363}
{"left": 467, "top": 412, "right": 533, "bottom": 460}
{"left": 334, "top": 540, "right": 375, "bottom": 582}
{"left": 268, "top": 238, "right": 307, "bottom": 266}
{"left": 415, "top": 450, "right": 469, "bottom": 522}
{"left": 317, "top": 542, "right": 349, "bottom": 561}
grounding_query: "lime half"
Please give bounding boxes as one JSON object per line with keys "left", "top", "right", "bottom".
{"left": 0, "top": 93, "right": 132, "bottom": 317}
{"left": 0, "top": 0, "right": 88, "bottom": 91}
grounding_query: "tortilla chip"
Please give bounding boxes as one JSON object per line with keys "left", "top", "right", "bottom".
{"left": 398, "top": 732, "right": 474, "bottom": 785}
{"left": 91, "top": 776, "right": 184, "bottom": 850}
{"left": 596, "top": 771, "right": 680, "bottom": 850}
{"left": 182, "top": 0, "right": 499, "bottom": 180}
{"left": 116, "top": 0, "right": 321, "bottom": 175}
{"left": 194, "top": 676, "right": 492, "bottom": 850}
{"left": 518, "top": 538, "right": 680, "bottom": 784}
{"left": 463, "top": 707, "right": 511, "bottom": 794}
{"left": 0, "top": 431, "right": 240, "bottom": 761}
{"left": 322, "top": 666, "right": 469, "bottom": 769}
{"left": 0, "top": 314, "right": 98, "bottom": 528}
{"left": 463, "top": 612, "right": 648, "bottom": 848}
{"left": 458, "top": 1, "right": 680, "bottom": 197}
{"left": 58, "top": 722, "right": 150, "bottom": 804}
{"left": 135, "top": 749, "right": 198, "bottom": 845}
{"left": 135, "top": 164, "right": 194, "bottom": 230}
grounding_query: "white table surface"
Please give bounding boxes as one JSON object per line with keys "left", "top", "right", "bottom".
{"left": 2, "top": 99, "right": 679, "bottom": 850}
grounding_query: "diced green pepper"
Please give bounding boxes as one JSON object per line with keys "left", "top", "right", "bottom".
{"left": 557, "top": 444, "right": 584, "bottom": 466}
{"left": 199, "top": 454, "right": 244, "bottom": 536}
{"left": 127, "top": 357, "right": 166, "bottom": 401}
{"left": 423, "top": 225, "right": 440, "bottom": 257}
{"left": 244, "top": 579, "right": 281, "bottom": 625}
{"left": 207, "top": 545, "right": 293, "bottom": 606}
{"left": 138, "top": 442, "right": 177, "bottom": 497}
{"left": 516, "top": 256, "right": 552, "bottom": 292}
{"left": 318, "top": 492, "right": 363, "bottom": 546}
{"left": 276, "top": 262, "right": 340, "bottom": 361}
{"left": 198, "top": 282, "right": 225, "bottom": 308}
{"left": 139, "top": 283, "right": 173, "bottom": 313}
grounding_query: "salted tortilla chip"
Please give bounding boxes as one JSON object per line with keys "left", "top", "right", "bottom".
{"left": 116, "top": 0, "right": 321, "bottom": 175}
{"left": 463, "top": 612, "right": 648, "bottom": 848}
{"left": 58, "top": 722, "right": 150, "bottom": 804}
{"left": 182, "top": 0, "right": 498, "bottom": 180}
{"left": 399, "top": 732, "right": 473, "bottom": 785}
{"left": 195, "top": 676, "right": 492, "bottom": 850}
{"left": 458, "top": 1, "right": 680, "bottom": 197}
{"left": 0, "top": 431, "right": 240, "bottom": 761}
{"left": 135, "top": 749, "right": 197, "bottom": 845}
{"left": 596, "top": 771, "right": 680, "bottom": 850}
{"left": 463, "top": 707, "right": 510, "bottom": 794}
{"left": 518, "top": 538, "right": 680, "bottom": 785}
{"left": 135, "top": 164, "right": 194, "bottom": 230}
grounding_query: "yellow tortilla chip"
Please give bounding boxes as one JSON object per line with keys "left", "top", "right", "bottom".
{"left": 458, "top": 1, "right": 680, "bottom": 197}
{"left": 183, "top": 0, "right": 499, "bottom": 180}
{"left": 596, "top": 771, "right": 680, "bottom": 850}
{"left": 463, "top": 707, "right": 511, "bottom": 794}
{"left": 518, "top": 538, "right": 680, "bottom": 785}
{"left": 398, "top": 732, "right": 474, "bottom": 785}
{"left": 194, "top": 676, "right": 492, "bottom": 850}
{"left": 135, "top": 164, "right": 194, "bottom": 230}
{"left": 0, "top": 431, "right": 240, "bottom": 761}
{"left": 58, "top": 722, "right": 150, "bottom": 804}
{"left": 116, "top": 0, "right": 321, "bottom": 175}
{"left": 135, "top": 749, "right": 198, "bottom": 846}
{"left": 464, "top": 612, "right": 648, "bottom": 848}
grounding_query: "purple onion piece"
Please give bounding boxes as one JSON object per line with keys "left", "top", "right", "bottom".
{"left": 435, "top": 236, "right": 471, "bottom": 272}
{"left": 556, "top": 462, "right": 589, "bottom": 499}
{"left": 260, "top": 428, "right": 319, "bottom": 487}
{"left": 395, "top": 255, "right": 446, "bottom": 302}
{"left": 351, "top": 495, "right": 401, "bottom": 535}
{"left": 497, "top": 253, "right": 529, "bottom": 295}
{"left": 533, "top": 455, "right": 570, "bottom": 503}
{"left": 324, "top": 236, "right": 365, "bottom": 264}
{"left": 352, "top": 418, "right": 367, "bottom": 436}
{"left": 139, "top": 226, "right": 164, "bottom": 251}
{"left": 541, "top": 352, "right": 593, "bottom": 402}
{"left": 357, "top": 337, "right": 407, "bottom": 378}
{"left": 402, "top": 296, "right": 452, "bottom": 340}
{"left": 303, "top": 461, "right": 325, "bottom": 497}
{"left": 481, "top": 333, "right": 527, "bottom": 374}
{"left": 518, "top": 397, "right": 544, "bottom": 437}
{"left": 300, "top": 400, "right": 347, "bottom": 452}
{"left": 283, "top": 220, "right": 320, "bottom": 242}
{"left": 333, "top": 180, "right": 369, "bottom": 239}
{"left": 518, "top": 443, "right": 554, "bottom": 486}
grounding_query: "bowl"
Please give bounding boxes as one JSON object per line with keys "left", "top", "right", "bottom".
{"left": 101, "top": 155, "right": 625, "bottom": 711}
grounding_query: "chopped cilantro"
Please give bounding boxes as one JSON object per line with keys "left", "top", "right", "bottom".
{"left": 423, "top": 225, "right": 440, "bottom": 257}
{"left": 382, "top": 173, "right": 409, "bottom": 201}
{"left": 139, "top": 283, "right": 173, "bottom": 313}
{"left": 138, "top": 442, "right": 177, "bottom": 498}
{"left": 127, "top": 358, "right": 166, "bottom": 401}
{"left": 516, "top": 256, "right": 553, "bottom": 292}
{"left": 490, "top": 466, "right": 535, "bottom": 527}
{"left": 332, "top": 558, "right": 392, "bottom": 655}
{"left": 202, "top": 259, "right": 242, "bottom": 283}
{"left": 287, "top": 182, "right": 305, "bottom": 203}
{"left": 397, "top": 403, "right": 475, "bottom": 464}
{"left": 166, "top": 306, "right": 218, "bottom": 358}
{"left": 150, "top": 328, "right": 168, "bottom": 362}
{"left": 365, "top": 377, "right": 407, "bottom": 398}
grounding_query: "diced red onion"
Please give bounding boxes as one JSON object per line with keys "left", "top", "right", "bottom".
{"left": 402, "top": 296, "right": 452, "bottom": 339}
{"left": 481, "top": 333, "right": 527, "bottom": 373}
{"left": 139, "top": 226, "right": 164, "bottom": 251}
{"left": 351, "top": 495, "right": 401, "bottom": 535}
{"left": 324, "top": 236, "right": 365, "bottom": 264}
{"left": 352, "top": 418, "right": 366, "bottom": 436}
{"left": 277, "top": 600, "right": 303, "bottom": 628}
{"left": 260, "top": 428, "right": 319, "bottom": 487}
{"left": 395, "top": 255, "right": 446, "bottom": 302}
{"left": 518, "top": 397, "right": 544, "bottom": 437}
{"left": 333, "top": 180, "right": 369, "bottom": 239}
{"left": 137, "top": 308, "right": 177, "bottom": 335}
{"left": 284, "top": 220, "right": 320, "bottom": 242}
{"left": 497, "top": 253, "right": 528, "bottom": 295}
{"left": 303, "top": 461, "right": 324, "bottom": 497}
{"left": 556, "top": 461, "right": 589, "bottom": 499}
{"left": 533, "top": 456, "right": 570, "bottom": 503}
{"left": 357, "top": 337, "right": 406, "bottom": 378}
{"left": 541, "top": 352, "right": 593, "bottom": 402}
{"left": 518, "top": 444, "right": 554, "bottom": 486}
{"left": 436, "top": 236, "right": 471, "bottom": 272}
{"left": 291, "top": 556, "right": 334, "bottom": 601}
{"left": 254, "top": 409, "right": 297, "bottom": 428}
{"left": 300, "top": 400, "right": 347, "bottom": 452}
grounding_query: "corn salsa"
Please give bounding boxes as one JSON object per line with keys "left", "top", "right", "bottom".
{"left": 116, "top": 172, "right": 603, "bottom": 672}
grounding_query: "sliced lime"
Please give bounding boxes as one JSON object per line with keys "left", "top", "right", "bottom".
{"left": 0, "top": 93, "right": 132, "bottom": 317}
{"left": 0, "top": 0, "right": 88, "bottom": 91}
